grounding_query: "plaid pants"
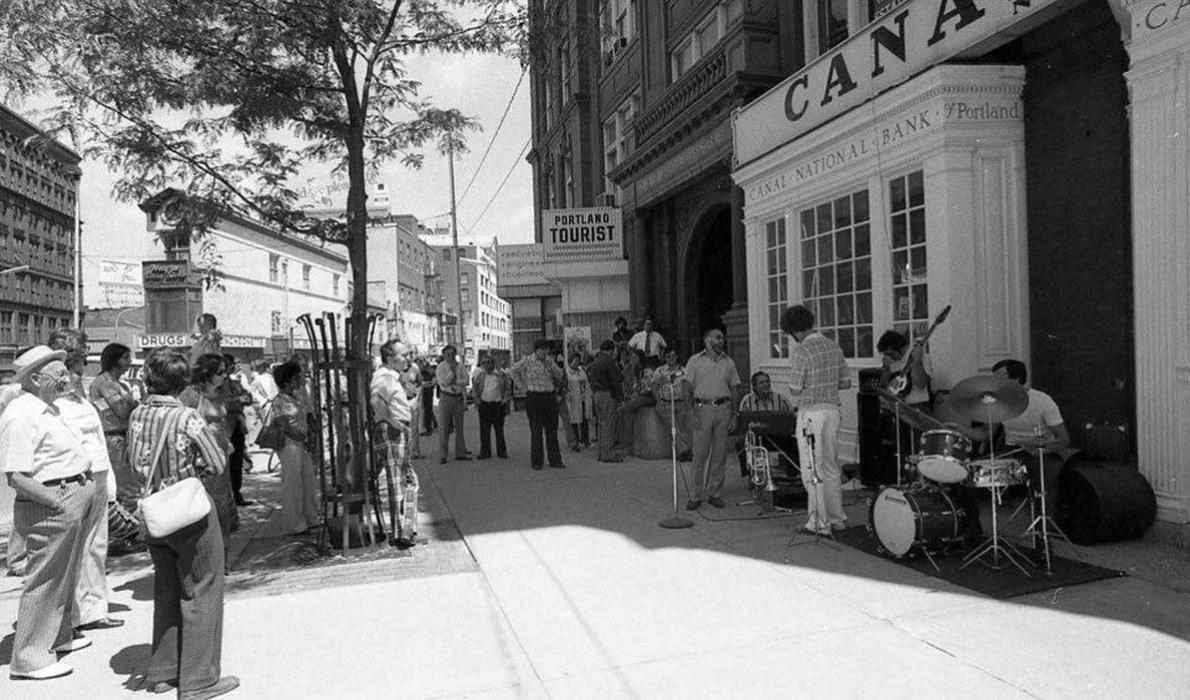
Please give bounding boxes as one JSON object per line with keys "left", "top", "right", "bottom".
{"left": 375, "top": 422, "right": 410, "bottom": 471}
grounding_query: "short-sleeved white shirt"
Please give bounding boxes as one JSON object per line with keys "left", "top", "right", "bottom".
{"left": 0, "top": 392, "right": 93, "bottom": 482}
{"left": 1001, "top": 388, "right": 1064, "bottom": 446}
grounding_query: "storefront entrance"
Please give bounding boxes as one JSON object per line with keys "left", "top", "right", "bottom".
{"left": 686, "top": 205, "right": 734, "bottom": 348}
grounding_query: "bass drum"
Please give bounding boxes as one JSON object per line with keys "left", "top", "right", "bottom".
{"left": 871, "top": 485, "right": 966, "bottom": 558}
{"left": 1059, "top": 460, "right": 1156, "bottom": 545}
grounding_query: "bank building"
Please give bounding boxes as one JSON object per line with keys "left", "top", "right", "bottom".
{"left": 529, "top": 0, "right": 1190, "bottom": 536}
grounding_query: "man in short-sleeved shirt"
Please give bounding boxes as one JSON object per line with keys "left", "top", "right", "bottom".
{"left": 783, "top": 305, "right": 851, "bottom": 535}
{"left": 683, "top": 328, "right": 741, "bottom": 509}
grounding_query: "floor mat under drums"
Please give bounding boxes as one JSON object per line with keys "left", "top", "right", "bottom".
{"left": 833, "top": 526, "right": 1125, "bottom": 600}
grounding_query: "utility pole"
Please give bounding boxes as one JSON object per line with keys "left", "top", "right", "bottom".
{"left": 447, "top": 138, "right": 465, "bottom": 362}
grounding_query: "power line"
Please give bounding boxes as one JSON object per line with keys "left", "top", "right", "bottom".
{"left": 465, "top": 137, "right": 531, "bottom": 234}
{"left": 457, "top": 65, "right": 527, "bottom": 207}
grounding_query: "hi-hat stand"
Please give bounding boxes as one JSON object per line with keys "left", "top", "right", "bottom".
{"left": 960, "top": 400, "right": 1031, "bottom": 577}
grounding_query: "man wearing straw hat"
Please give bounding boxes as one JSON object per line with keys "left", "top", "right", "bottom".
{"left": 1, "top": 346, "right": 98, "bottom": 681}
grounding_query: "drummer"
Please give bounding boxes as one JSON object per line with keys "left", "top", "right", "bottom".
{"left": 992, "top": 359, "right": 1071, "bottom": 524}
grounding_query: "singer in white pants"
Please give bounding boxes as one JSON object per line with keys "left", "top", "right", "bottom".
{"left": 796, "top": 407, "right": 845, "bottom": 533}
{"left": 781, "top": 303, "right": 851, "bottom": 535}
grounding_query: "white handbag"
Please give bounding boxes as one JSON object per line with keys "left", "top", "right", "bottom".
{"left": 137, "top": 421, "right": 212, "bottom": 538}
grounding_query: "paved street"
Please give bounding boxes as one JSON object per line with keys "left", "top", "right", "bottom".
{"left": 3, "top": 409, "right": 1190, "bottom": 698}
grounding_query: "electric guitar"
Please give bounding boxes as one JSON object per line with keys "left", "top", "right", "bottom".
{"left": 886, "top": 304, "right": 951, "bottom": 398}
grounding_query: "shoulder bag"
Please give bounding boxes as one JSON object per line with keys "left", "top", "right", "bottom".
{"left": 254, "top": 399, "right": 285, "bottom": 450}
{"left": 137, "top": 414, "right": 212, "bottom": 538}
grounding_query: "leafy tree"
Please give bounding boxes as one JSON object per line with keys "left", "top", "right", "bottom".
{"left": 2, "top": 0, "right": 525, "bottom": 494}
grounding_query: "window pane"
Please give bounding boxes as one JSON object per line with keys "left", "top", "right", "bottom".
{"left": 834, "top": 196, "right": 851, "bottom": 228}
{"left": 835, "top": 230, "right": 852, "bottom": 259}
{"left": 891, "top": 213, "right": 907, "bottom": 248}
{"left": 857, "top": 325, "right": 874, "bottom": 357}
{"left": 909, "top": 170, "right": 925, "bottom": 207}
{"left": 802, "top": 239, "right": 816, "bottom": 267}
{"left": 819, "top": 266, "right": 835, "bottom": 295}
{"left": 776, "top": 219, "right": 786, "bottom": 246}
{"left": 890, "top": 177, "right": 906, "bottom": 212}
{"left": 837, "top": 262, "right": 853, "bottom": 293}
{"left": 837, "top": 328, "right": 855, "bottom": 358}
{"left": 818, "top": 0, "right": 849, "bottom": 51}
{"left": 893, "top": 250, "right": 909, "bottom": 284}
{"left": 819, "top": 299, "right": 835, "bottom": 326}
{"left": 855, "top": 224, "right": 870, "bottom": 256}
{"left": 910, "top": 209, "right": 926, "bottom": 244}
{"left": 766, "top": 222, "right": 776, "bottom": 248}
{"left": 853, "top": 191, "right": 869, "bottom": 222}
{"left": 912, "top": 284, "right": 929, "bottom": 319}
{"left": 837, "top": 294, "right": 854, "bottom": 324}
{"left": 801, "top": 209, "right": 816, "bottom": 238}
{"left": 894, "top": 287, "right": 910, "bottom": 321}
{"left": 910, "top": 247, "right": 926, "bottom": 279}
{"left": 767, "top": 249, "right": 778, "bottom": 275}
{"left": 855, "top": 258, "right": 871, "bottom": 290}
{"left": 817, "top": 236, "right": 833, "bottom": 264}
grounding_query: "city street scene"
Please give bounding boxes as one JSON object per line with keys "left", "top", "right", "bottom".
{"left": 2, "top": 0, "right": 1190, "bottom": 698}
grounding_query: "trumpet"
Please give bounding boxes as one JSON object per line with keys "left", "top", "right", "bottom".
{"left": 745, "top": 430, "right": 778, "bottom": 492}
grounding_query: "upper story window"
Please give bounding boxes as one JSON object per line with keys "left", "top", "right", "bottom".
{"left": 333, "top": 273, "right": 341, "bottom": 296}
{"left": 670, "top": 1, "right": 743, "bottom": 83}
{"left": 269, "top": 253, "right": 280, "bottom": 283}
{"left": 563, "top": 153, "right": 574, "bottom": 208}
{"left": 602, "top": 91, "right": 640, "bottom": 194}
{"left": 600, "top": 0, "right": 637, "bottom": 67}
{"left": 302, "top": 264, "right": 312, "bottom": 290}
{"left": 804, "top": 0, "right": 871, "bottom": 59}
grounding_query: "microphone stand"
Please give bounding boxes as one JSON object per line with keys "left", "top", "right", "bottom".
{"left": 660, "top": 371, "right": 693, "bottom": 529}
{"left": 788, "top": 421, "right": 839, "bottom": 550}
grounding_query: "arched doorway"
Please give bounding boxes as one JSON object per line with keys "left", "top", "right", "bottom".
{"left": 685, "top": 205, "right": 733, "bottom": 348}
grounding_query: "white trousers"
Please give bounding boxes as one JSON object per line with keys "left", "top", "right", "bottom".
{"left": 795, "top": 408, "right": 845, "bottom": 533}
{"left": 73, "top": 476, "right": 111, "bottom": 627}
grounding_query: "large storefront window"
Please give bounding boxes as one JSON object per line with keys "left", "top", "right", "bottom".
{"left": 765, "top": 217, "right": 788, "bottom": 359}
{"left": 800, "top": 189, "right": 873, "bottom": 359}
{"left": 889, "top": 170, "right": 928, "bottom": 338}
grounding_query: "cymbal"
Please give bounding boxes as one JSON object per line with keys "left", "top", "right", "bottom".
{"left": 948, "top": 374, "right": 1028, "bottom": 424}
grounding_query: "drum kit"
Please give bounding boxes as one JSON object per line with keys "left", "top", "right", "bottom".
{"left": 869, "top": 374, "right": 1060, "bottom": 577}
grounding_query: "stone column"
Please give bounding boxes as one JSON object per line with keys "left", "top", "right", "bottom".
{"left": 722, "top": 181, "right": 752, "bottom": 380}
{"left": 1122, "top": 8, "right": 1190, "bottom": 532}
{"left": 628, "top": 208, "right": 652, "bottom": 321}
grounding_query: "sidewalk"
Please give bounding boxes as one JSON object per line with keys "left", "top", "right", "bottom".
{"left": 2, "top": 408, "right": 1190, "bottom": 698}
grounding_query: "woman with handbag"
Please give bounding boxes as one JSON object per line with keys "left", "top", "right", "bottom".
{"left": 180, "top": 354, "right": 237, "bottom": 545}
{"left": 90, "top": 343, "right": 144, "bottom": 555}
{"left": 128, "top": 350, "right": 238, "bottom": 699}
{"left": 272, "top": 361, "right": 321, "bottom": 536}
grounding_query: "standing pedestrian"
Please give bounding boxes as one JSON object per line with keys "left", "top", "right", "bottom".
{"left": 48, "top": 330, "right": 124, "bottom": 633}
{"left": 628, "top": 317, "right": 667, "bottom": 369}
{"left": 188, "top": 313, "right": 223, "bottom": 366}
{"left": 510, "top": 339, "right": 567, "bottom": 470}
{"left": 471, "top": 355, "right": 512, "bottom": 459}
{"left": 371, "top": 340, "right": 417, "bottom": 546}
{"left": 565, "top": 353, "right": 591, "bottom": 450}
{"left": 90, "top": 343, "right": 140, "bottom": 505}
{"left": 420, "top": 357, "right": 437, "bottom": 435}
{"left": 180, "top": 354, "right": 236, "bottom": 545}
{"left": 2, "top": 346, "right": 97, "bottom": 681}
{"left": 684, "top": 328, "right": 742, "bottom": 510}
{"left": 652, "top": 348, "right": 692, "bottom": 461}
{"left": 435, "top": 345, "right": 470, "bottom": 463}
{"left": 128, "top": 350, "right": 238, "bottom": 698}
{"left": 221, "top": 354, "right": 254, "bottom": 506}
{"left": 271, "top": 362, "right": 321, "bottom": 536}
{"left": 782, "top": 304, "right": 851, "bottom": 535}
{"left": 587, "top": 340, "right": 624, "bottom": 463}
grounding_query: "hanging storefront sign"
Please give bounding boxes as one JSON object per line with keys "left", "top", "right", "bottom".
{"left": 541, "top": 207, "right": 623, "bottom": 262}
{"left": 497, "top": 244, "right": 550, "bottom": 286}
{"left": 142, "top": 259, "right": 198, "bottom": 289}
{"left": 733, "top": 0, "right": 1061, "bottom": 167}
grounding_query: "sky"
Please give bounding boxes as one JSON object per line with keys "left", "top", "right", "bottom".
{"left": 67, "top": 50, "right": 534, "bottom": 299}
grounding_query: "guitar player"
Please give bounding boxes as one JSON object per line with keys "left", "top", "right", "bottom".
{"left": 877, "top": 329, "right": 933, "bottom": 412}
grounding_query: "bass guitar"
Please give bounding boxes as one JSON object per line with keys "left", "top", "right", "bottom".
{"left": 886, "top": 304, "right": 951, "bottom": 398}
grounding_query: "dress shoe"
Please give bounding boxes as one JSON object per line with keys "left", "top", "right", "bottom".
{"left": 531, "top": 464, "right": 543, "bottom": 471}
{"left": 234, "top": 495, "right": 254, "bottom": 506}
{"left": 52, "top": 636, "right": 91, "bottom": 653}
{"left": 10, "top": 661, "right": 73, "bottom": 680}
{"left": 706, "top": 496, "right": 726, "bottom": 509}
{"left": 76, "top": 617, "right": 124, "bottom": 631}
{"left": 685, "top": 499, "right": 701, "bottom": 511}
{"left": 457, "top": 451, "right": 473, "bottom": 460}
{"left": 439, "top": 458, "right": 448, "bottom": 465}
{"left": 180, "top": 675, "right": 240, "bottom": 700}
{"left": 799, "top": 526, "right": 831, "bottom": 537}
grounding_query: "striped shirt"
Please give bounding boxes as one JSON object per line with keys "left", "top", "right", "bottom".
{"left": 511, "top": 355, "right": 564, "bottom": 393}
{"left": 128, "top": 395, "right": 226, "bottom": 492}
{"left": 739, "top": 391, "right": 794, "bottom": 413}
{"left": 788, "top": 331, "right": 849, "bottom": 410}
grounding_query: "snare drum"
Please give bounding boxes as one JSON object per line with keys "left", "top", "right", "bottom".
{"left": 917, "top": 429, "right": 972, "bottom": 484}
{"left": 968, "top": 458, "right": 1027, "bottom": 488}
{"left": 871, "top": 484, "right": 966, "bottom": 557}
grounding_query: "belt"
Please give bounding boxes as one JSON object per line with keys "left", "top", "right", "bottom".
{"left": 43, "top": 471, "right": 92, "bottom": 487}
{"left": 105, "top": 430, "right": 127, "bottom": 437}
{"left": 693, "top": 397, "right": 731, "bottom": 406}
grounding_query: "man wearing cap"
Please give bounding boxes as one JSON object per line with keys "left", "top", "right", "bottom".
{"left": 1, "top": 346, "right": 98, "bottom": 681}
{"left": 684, "top": 328, "right": 742, "bottom": 509}
{"left": 587, "top": 339, "right": 624, "bottom": 463}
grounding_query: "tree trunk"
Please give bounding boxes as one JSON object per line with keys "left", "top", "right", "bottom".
{"left": 344, "top": 121, "right": 371, "bottom": 497}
